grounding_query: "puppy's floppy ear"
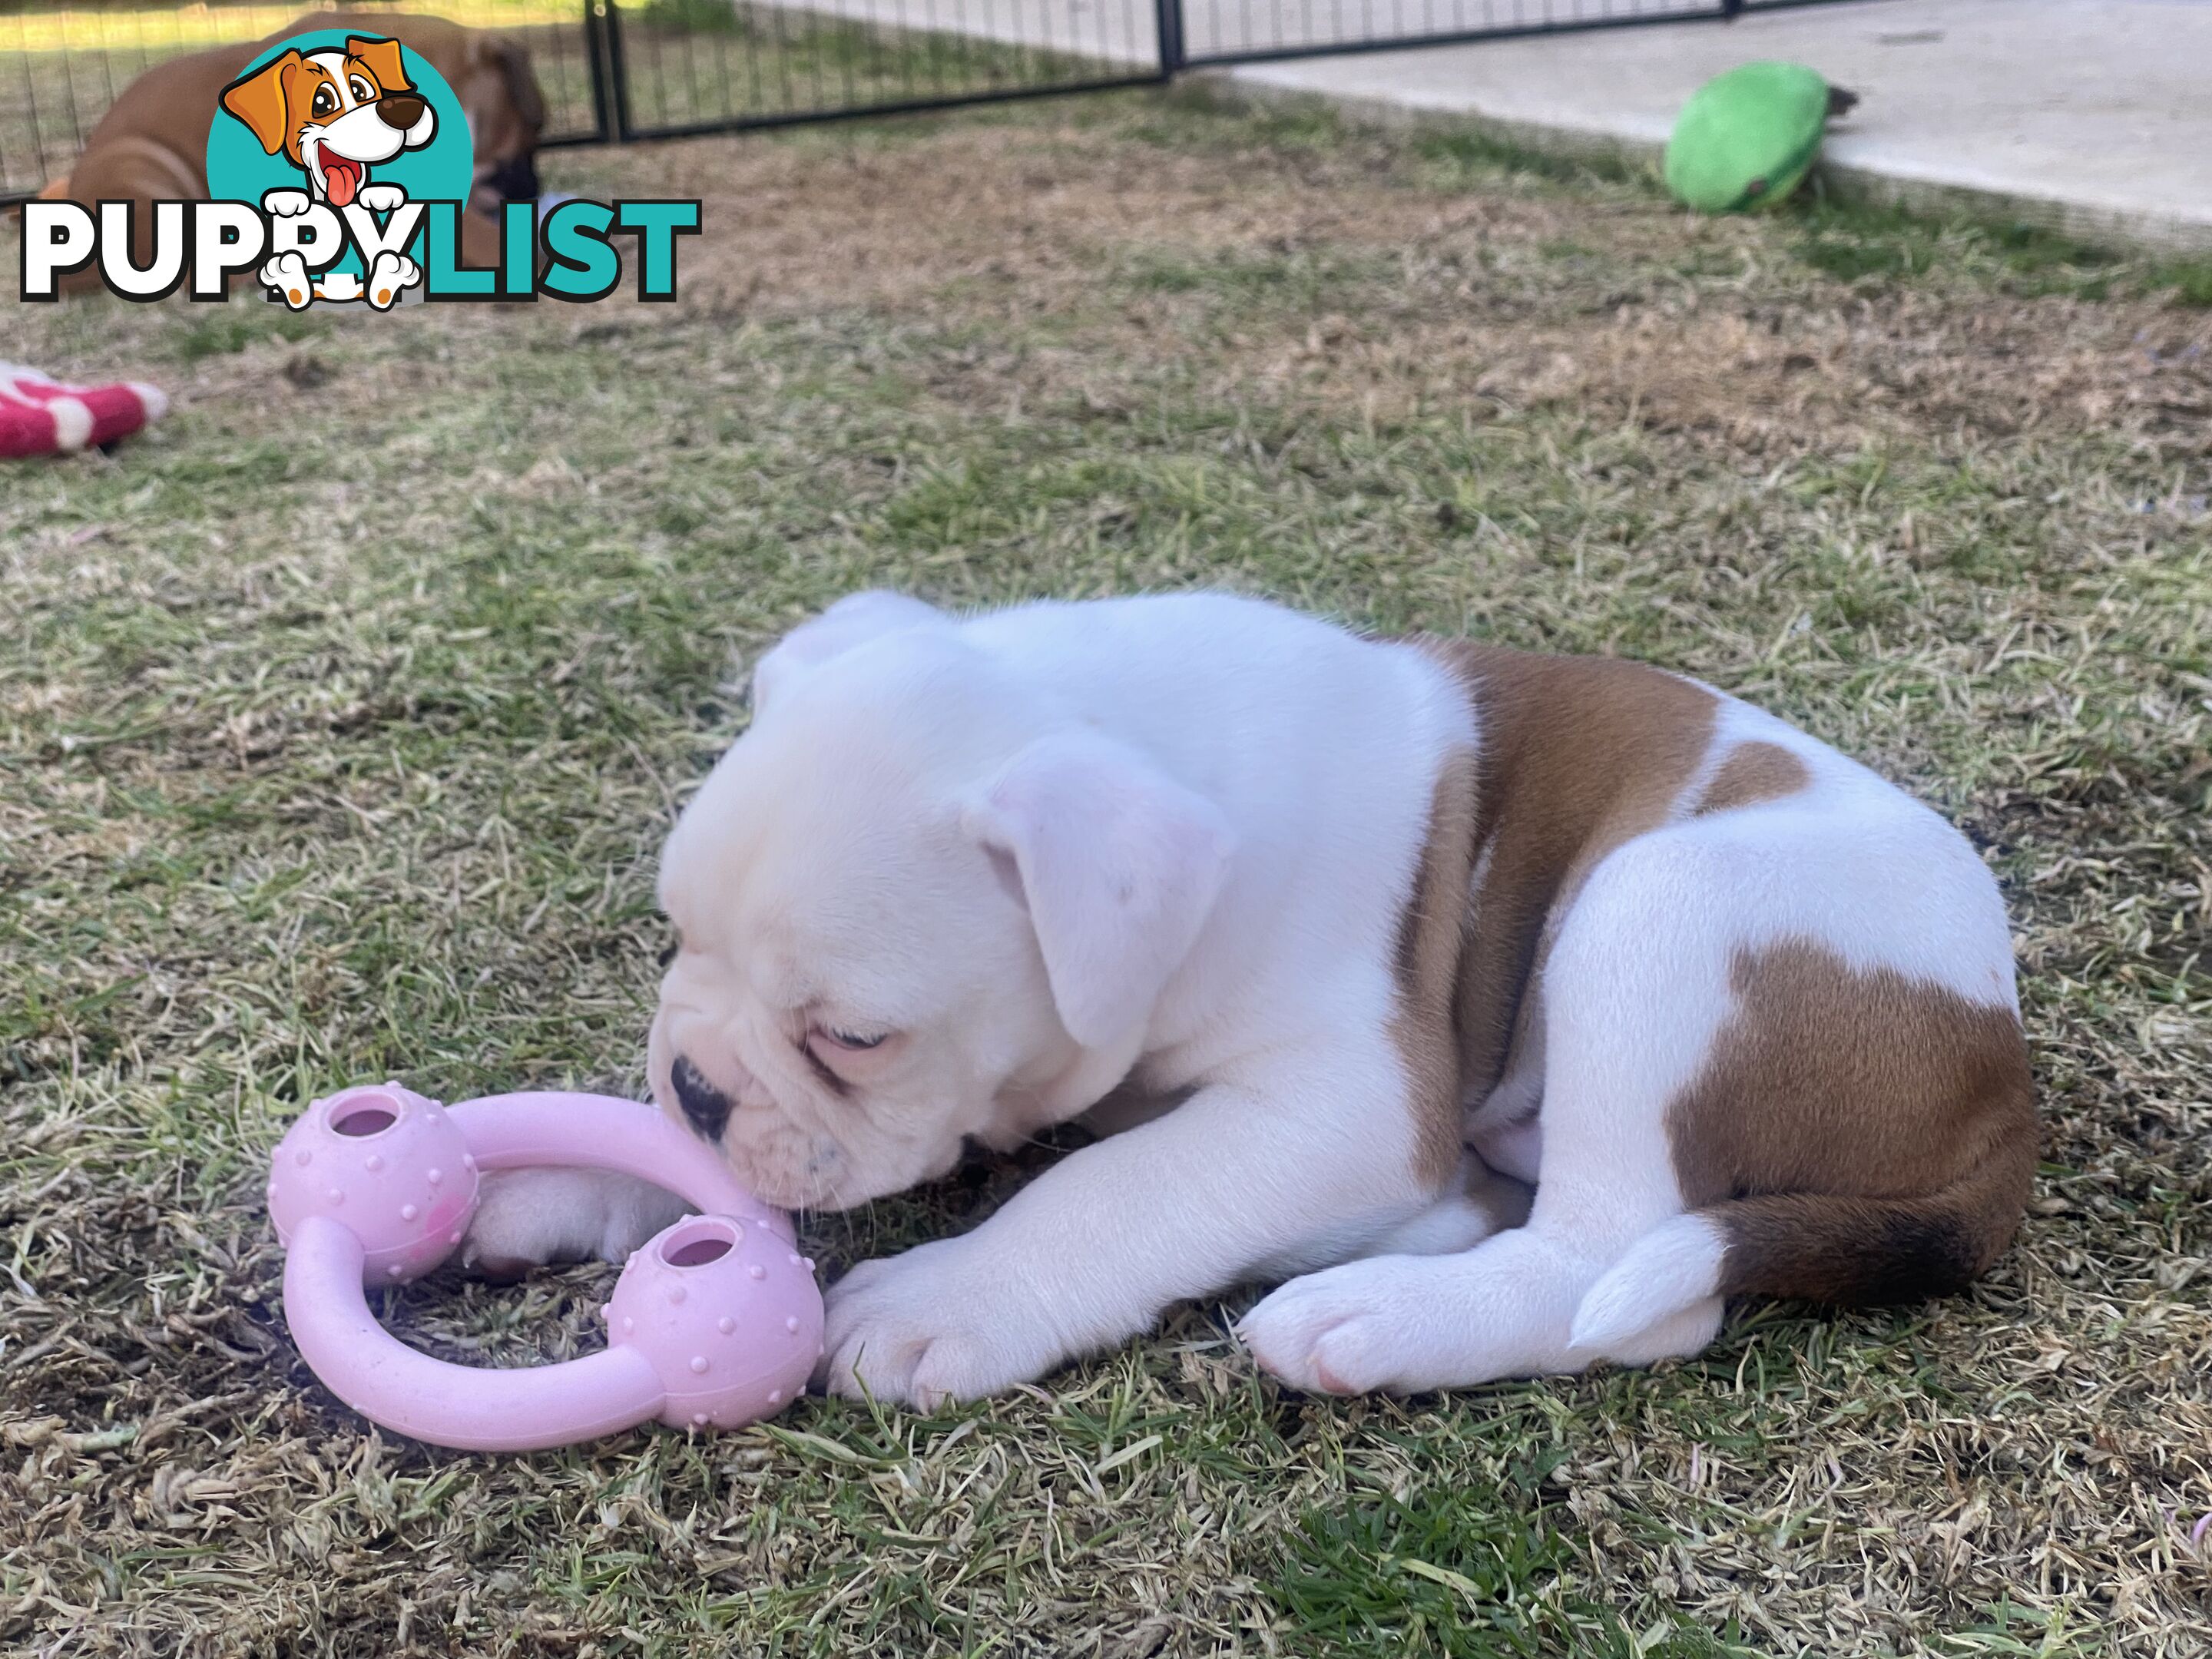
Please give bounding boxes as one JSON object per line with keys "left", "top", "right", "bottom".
{"left": 749, "top": 591, "right": 945, "bottom": 719}
{"left": 346, "top": 35, "right": 412, "bottom": 95}
{"left": 220, "top": 51, "right": 303, "bottom": 155}
{"left": 965, "top": 733, "right": 1236, "bottom": 1049}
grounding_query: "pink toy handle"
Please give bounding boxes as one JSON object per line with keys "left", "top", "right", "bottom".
{"left": 450, "top": 1092, "right": 793, "bottom": 1242}
{"left": 284, "top": 1214, "right": 664, "bottom": 1452}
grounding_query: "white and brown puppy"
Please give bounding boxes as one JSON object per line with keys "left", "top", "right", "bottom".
{"left": 465, "top": 592, "right": 2035, "bottom": 1405}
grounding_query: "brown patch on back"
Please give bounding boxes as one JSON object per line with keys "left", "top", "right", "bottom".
{"left": 1415, "top": 641, "right": 1718, "bottom": 1110}
{"left": 1668, "top": 939, "right": 2037, "bottom": 1304}
{"left": 1696, "top": 741, "right": 1810, "bottom": 816}
{"left": 1390, "top": 750, "right": 1480, "bottom": 1185}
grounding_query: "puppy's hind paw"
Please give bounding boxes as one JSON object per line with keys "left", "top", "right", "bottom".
{"left": 366, "top": 251, "right": 420, "bottom": 310}
{"left": 259, "top": 251, "right": 312, "bottom": 310}
{"left": 1237, "top": 1257, "right": 1445, "bottom": 1396}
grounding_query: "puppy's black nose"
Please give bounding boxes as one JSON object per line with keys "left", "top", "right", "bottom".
{"left": 670, "top": 1055, "right": 731, "bottom": 1141}
{"left": 379, "top": 92, "right": 428, "bottom": 129}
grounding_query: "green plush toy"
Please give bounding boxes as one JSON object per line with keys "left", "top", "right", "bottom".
{"left": 1664, "top": 61, "right": 1859, "bottom": 214}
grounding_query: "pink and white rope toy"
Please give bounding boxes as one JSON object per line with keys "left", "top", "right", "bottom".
{"left": 267, "top": 1084, "right": 823, "bottom": 1452}
{"left": 1, "top": 363, "right": 167, "bottom": 458}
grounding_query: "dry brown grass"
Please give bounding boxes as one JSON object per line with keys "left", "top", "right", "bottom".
{"left": 3, "top": 90, "right": 2209, "bottom": 1657}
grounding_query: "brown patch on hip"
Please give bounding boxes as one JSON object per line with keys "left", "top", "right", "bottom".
{"left": 1414, "top": 641, "right": 1718, "bottom": 1109}
{"left": 1695, "top": 740, "right": 1810, "bottom": 816}
{"left": 1668, "top": 939, "right": 2036, "bottom": 1305}
{"left": 1390, "top": 749, "right": 1479, "bottom": 1187}
{"left": 1386, "top": 641, "right": 1721, "bottom": 1185}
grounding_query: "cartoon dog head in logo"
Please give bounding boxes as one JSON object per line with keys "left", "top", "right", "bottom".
{"left": 219, "top": 35, "right": 435, "bottom": 208}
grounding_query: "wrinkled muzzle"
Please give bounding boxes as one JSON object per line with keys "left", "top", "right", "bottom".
{"left": 647, "top": 1005, "right": 859, "bottom": 1209}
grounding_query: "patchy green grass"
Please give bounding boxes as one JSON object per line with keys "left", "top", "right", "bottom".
{"left": 3, "top": 89, "right": 2210, "bottom": 1658}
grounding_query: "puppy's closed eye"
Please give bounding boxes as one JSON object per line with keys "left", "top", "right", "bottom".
{"left": 806, "top": 1026, "right": 900, "bottom": 1066}
{"left": 800, "top": 1027, "right": 901, "bottom": 1097}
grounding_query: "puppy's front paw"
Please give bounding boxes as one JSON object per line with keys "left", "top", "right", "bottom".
{"left": 818, "top": 1238, "right": 1057, "bottom": 1409}
{"left": 460, "top": 1167, "right": 689, "bottom": 1280}
{"left": 356, "top": 183, "right": 406, "bottom": 214}
{"left": 261, "top": 188, "right": 311, "bottom": 218}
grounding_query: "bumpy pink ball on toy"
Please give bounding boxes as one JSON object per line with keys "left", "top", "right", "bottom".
{"left": 267, "top": 1084, "right": 481, "bottom": 1286}
{"left": 604, "top": 1214, "right": 822, "bottom": 1431}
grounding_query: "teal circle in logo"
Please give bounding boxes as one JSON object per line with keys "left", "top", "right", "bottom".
{"left": 207, "top": 31, "right": 474, "bottom": 277}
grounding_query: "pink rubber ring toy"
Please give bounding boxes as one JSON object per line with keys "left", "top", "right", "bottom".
{"left": 266, "top": 1082, "right": 823, "bottom": 1452}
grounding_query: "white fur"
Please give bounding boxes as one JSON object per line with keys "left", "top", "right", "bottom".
{"left": 464, "top": 594, "right": 2019, "bottom": 1406}
{"left": 462, "top": 1167, "right": 688, "bottom": 1276}
{"left": 749, "top": 590, "right": 943, "bottom": 717}
{"left": 963, "top": 730, "right": 1238, "bottom": 1048}
{"left": 1571, "top": 1212, "right": 1728, "bottom": 1351}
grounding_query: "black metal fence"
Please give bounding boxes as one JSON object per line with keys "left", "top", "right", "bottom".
{"left": 1182, "top": 0, "right": 1748, "bottom": 68}
{"left": 2, "top": 0, "right": 1856, "bottom": 206}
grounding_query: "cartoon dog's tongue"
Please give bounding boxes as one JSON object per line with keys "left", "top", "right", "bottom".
{"left": 323, "top": 156, "right": 363, "bottom": 207}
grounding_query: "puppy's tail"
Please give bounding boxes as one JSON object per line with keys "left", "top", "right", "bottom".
{"left": 1568, "top": 1137, "right": 2035, "bottom": 1352}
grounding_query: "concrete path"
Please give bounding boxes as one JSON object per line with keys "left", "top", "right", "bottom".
{"left": 1214, "top": 0, "right": 2212, "bottom": 253}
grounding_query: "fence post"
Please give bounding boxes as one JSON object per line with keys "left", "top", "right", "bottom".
{"left": 583, "top": 0, "right": 635, "bottom": 143}
{"left": 583, "top": 0, "right": 615, "bottom": 143}
{"left": 601, "top": 0, "right": 635, "bottom": 141}
{"left": 1155, "top": 0, "right": 1186, "bottom": 77}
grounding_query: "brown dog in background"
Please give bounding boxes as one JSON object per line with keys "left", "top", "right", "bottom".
{"left": 36, "top": 12, "right": 545, "bottom": 284}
